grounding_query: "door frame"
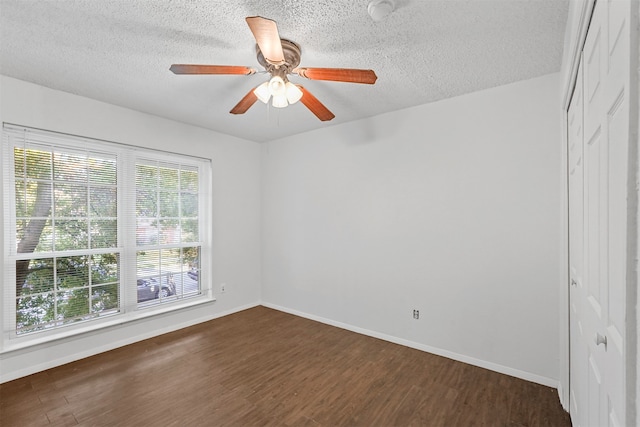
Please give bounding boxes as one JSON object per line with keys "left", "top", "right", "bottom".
{"left": 559, "top": 0, "right": 639, "bottom": 424}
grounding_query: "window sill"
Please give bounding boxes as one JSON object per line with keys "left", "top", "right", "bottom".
{"left": 1, "top": 295, "right": 216, "bottom": 354}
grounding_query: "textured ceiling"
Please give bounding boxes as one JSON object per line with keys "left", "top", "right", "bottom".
{"left": 0, "top": 0, "right": 569, "bottom": 142}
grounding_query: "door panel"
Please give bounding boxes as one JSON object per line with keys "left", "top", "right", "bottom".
{"left": 569, "top": 0, "right": 629, "bottom": 425}
{"left": 568, "top": 55, "right": 586, "bottom": 427}
{"left": 603, "top": 0, "right": 629, "bottom": 423}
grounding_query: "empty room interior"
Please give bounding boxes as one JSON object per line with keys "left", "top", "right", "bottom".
{"left": 1, "top": 0, "right": 639, "bottom": 426}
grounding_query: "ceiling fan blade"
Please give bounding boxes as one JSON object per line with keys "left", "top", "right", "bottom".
{"left": 245, "top": 16, "right": 285, "bottom": 66}
{"left": 298, "top": 86, "right": 335, "bottom": 121}
{"left": 170, "top": 64, "right": 256, "bottom": 75}
{"left": 230, "top": 88, "right": 259, "bottom": 115}
{"left": 294, "top": 67, "right": 378, "bottom": 84}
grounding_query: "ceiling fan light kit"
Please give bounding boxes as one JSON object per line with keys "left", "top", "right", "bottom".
{"left": 268, "top": 76, "right": 286, "bottom": 96}
{"left": 253, "top": 76, "right": 302, "bottom": 107}
{"left": 254, "top": 81, "right": 271, "bottom": 103}
{"left": 285, "top": 82, "right": 303, "bottom": 104}
{"left": 170, "top": 16, "right": 377, "bottom": 121}
{"left": 271, "top": 93, "right": 288, "bottom": 108}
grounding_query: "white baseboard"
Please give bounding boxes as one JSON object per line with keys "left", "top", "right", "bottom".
{"left": 557, "top": 381, "right": 569, "bottom": 411}
{"left": 2, "top": 301, "right": 560, "bottom": 390}
{"left": 0, "top": 301, "right": 260, "bottom": 384}
{"left": 262, "top": 302, "right": 560, "bottom": 389}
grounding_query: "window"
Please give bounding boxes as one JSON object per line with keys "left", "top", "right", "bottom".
{"left": 134, "top": 160, "right": 202, "bottom": 307}
{"left": 2, "top": 125, "right": 212, "bottom": 344}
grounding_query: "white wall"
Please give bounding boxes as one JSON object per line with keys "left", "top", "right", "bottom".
{"left": 0, "top": 72, "right": 565, "bottom": 387}
{"left": 0, "top": 76, "right": 262, "bottom": 382}
{"left": 262, "top": 73, "right": 563, "bottom": 385}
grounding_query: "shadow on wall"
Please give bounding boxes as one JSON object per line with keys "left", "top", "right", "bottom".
{"left": 337, "top": 112, "right": 408, "bottom": 146}
{"left": 301, "top": 76, "right": 409, "bottom": 145}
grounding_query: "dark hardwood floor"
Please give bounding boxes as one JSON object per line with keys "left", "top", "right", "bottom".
{"left": 1, "top": 306, "right": 571, "bottom": 426}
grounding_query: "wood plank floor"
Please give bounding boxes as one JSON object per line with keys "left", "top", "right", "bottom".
{"left": 1, "top": 306, "right": 571, "bottom": 426}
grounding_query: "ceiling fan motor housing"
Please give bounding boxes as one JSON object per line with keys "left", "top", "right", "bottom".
{"left": 256, "top": 39, "right": 301, "bottom": 77}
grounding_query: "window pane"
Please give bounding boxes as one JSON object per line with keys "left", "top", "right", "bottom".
{"left": 56, "top": 256, "right": 89, "bottom": 290}
{"left": 89, "top": 187, "right": 116, "bottom": 217}
{"left": 135, "top": 247, "right": 203, "bottom": 303}
{"left": 136, "top": 189, "right": 157, "bottom": 217}
{"left": 181, "top": 192, "right": 198, "bottom": 217}
{"left": 137, "top": 250, "right": 160, "bottom": 305}
{"left": 181, "top": 219, "right": 198, "bottom": 242}
{"left": 88, "top": 254, "right": 119, "bottom": 317}
{"left": 91, "top": 283, "right": 119, "bottom": 313}
{"left": 90, "top": 253, "right": 119, "bottom": 285}
{"left": 53, "top": 152, "right": 87, "bottom": 182}
{"left": 58, "top": 288, "right": 90, "bottom": 322}
{"left": 160, "top": 248, "right": 180, "bottom": 301}
{"left": 159, "top": 191, "right": 178, "bottom": 217}
{"left": 15, "top": 148, "right": 53, "bottom": 180}
{"left": 14, "top": 253, "right": 120, "bottom": 335}
{"left": 15, "top": 180, "right": 27, "bottom": 217}
{"left": 25, "top": 181, "right": 53, "bottom": 219}
{"left": 90, "top": 220, "right": 117, "bottom": 249}
{"left": 180, "top": 167, "right": 198, "bottom": 192}
{"left": 159, "top": 164, "right": 179, "bottom": 190}
{"left": 136, "top": 164, "right": 157, "bottom": 188}
{"left": 54, "top": 183, "right": 87, "bottom": 217}
{"left": 137, "top": 250, "right": 160, "bottom": 281}
{"left": 16, "top": 258, "right": 55, "bottom": 295}
{"left": 136, "top": 153, "right": 203, "bottom": 308}
{"left": 14, "top": 147, "right": 25, "bottom": 177}
{"left": 184, "top": 247, "right": 200, "bottom": 297}
{"left": 16, "top": 219, "right": 53, "bottom": 253}
{"left": 136, "top": 219, "right": 158, "bottom": 246}
{"left": 89, "top": 156, "right": 116, "bottom": 185}
{"left": 17, "top": 293, "right": 56, "bottom": 334}
{"left": 55, "top": 220, "right": 88, "bottom": 250}
{"left": 159, "top": 219, "right": 180, "bottom": 245}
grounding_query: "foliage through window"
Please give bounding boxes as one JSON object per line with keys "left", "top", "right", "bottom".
{"left": 3, "top": 125, "right": 211, "bottom": 339}
{"left": 135, "top": 160, "right": 201, "bottom": 307}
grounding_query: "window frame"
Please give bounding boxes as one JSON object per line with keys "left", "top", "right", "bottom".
{"left": 2, "top": 124, "right": 214, "bottom": 352}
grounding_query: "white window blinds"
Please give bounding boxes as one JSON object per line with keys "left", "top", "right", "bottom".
{"left": 134, "top": 159, "right": 202, "bottom": 307}
{"left": 3, "top": 124, "right": 212, "bottom": 342}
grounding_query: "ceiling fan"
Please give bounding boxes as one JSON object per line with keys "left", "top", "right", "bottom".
{"left": 169, "top": 16, "right": 378, "bottom": 122}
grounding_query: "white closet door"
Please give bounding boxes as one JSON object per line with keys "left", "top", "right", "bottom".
{"left": 568, "top": 55, "right": 587, "bottom": 427}
{"left": 579, "top": 0, "right": 629, "bottom": 425}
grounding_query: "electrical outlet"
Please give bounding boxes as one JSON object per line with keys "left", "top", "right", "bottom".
{"left": 220, "top": 283, "right": 227, "bottom": 293}
{"left": 413, "top": 309, "right": 419, "bottom": 319}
